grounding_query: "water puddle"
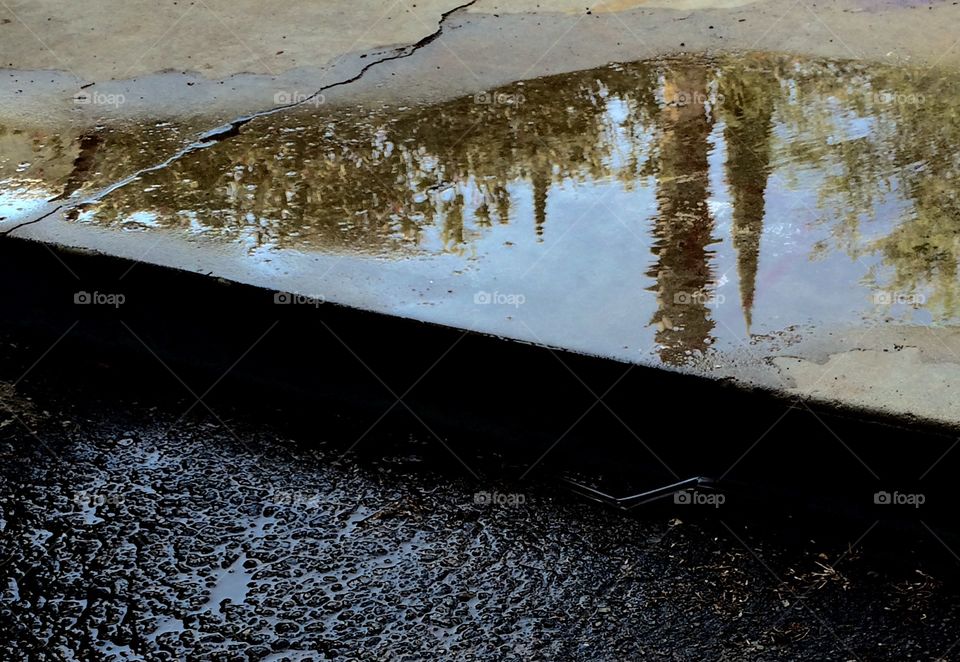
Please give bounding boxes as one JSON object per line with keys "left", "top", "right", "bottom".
{"left": 3, "top": 53, "right": 960, "bottom": 366}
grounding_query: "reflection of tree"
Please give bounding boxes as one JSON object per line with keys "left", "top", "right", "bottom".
{"left": 77, "top": 63, "right": 664, "bottom": 257}
{"left": 51, "top": 134, "right": 102, "bottom": 201}
{"left": 646, "top": 65, "right": 719, "bottom": 364}
{"left": 773, "top": 59, "right": 960, "bottom": 320}
{"left": 717, "top": 55, "right": 778, "bottom": 332}
{"left": 870, "top": 69, "right": 960, "bottom": 319}
{"left": 0, "top": 123, "right": 83, "bottom": 197}
{"left": 532, "top": 166, "right": 549, "bottom": 241}
{"left": 8, "top": 51, "right": 960, "bottom": 349}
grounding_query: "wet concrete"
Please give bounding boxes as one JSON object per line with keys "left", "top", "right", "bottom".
{"left": 5, "top": 48, "right": 960, "bottom": 428}
{"left": 3, "top": 331, "right": 960, "bottom": 660}
{"left": 5, "top": 3, "right": 960, "bottom": 659}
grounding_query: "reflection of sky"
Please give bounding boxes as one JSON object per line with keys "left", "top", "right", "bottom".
{"left": 397, "top": 90, "right": 938, "bottom": 364}
{"left": 120, "top": 210, "right": 161, "bottom": 230}
{"left": 0, "top": 59, "right": 949, "bottom": 366}
{"left": 0, "top": 184, "right": 53, "bottom": 223}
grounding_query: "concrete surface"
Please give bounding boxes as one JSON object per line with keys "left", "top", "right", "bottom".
{"left": 3, "top": 1, "right": 960, "bottom": 430}
{"left": 3, "top": 0, "right": 959, "bottom": 124}
{"left": 4, "top": 4, "right": 960, "bottom": 659}
{"left": 0, "top": 0, "right": 477, "bottom": 126}
{"left": 1, "top": 0, "right": 463, "bottom": 81}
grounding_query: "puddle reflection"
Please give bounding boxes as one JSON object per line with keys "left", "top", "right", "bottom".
{"left": 2, "top": 53, "right": 959, "bottom": 364}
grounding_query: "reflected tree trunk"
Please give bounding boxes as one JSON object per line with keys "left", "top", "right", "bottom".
{"left": 647, "top": 65, "right": 719, "bottom": 365}
{"left": 719, "top": 57, "right": 778, "bottom": 333}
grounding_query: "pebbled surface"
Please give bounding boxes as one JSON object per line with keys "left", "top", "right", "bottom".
{"left": 1, "top": 334, "right": 960, "bottom": 660}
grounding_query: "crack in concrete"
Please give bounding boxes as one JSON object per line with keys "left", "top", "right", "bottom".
{"left": 0, "top": 205, "right": 64, "bottom": 236}
{"left": 0, "top": 0, "right": 479, "bottom": 238}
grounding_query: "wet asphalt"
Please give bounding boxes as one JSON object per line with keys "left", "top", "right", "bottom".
{"left": 2, "top": 332, "right": 960, "bottom": 661}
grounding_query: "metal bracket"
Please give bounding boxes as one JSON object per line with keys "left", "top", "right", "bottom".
{"left": 561, "top": 475, "right": 718, "bottom": 510}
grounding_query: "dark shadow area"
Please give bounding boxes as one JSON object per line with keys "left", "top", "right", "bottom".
{"left": 4, "top": 239, "right": 960, "bottom": 659}
{"left": 1, "top": 236, "right": 957, "bottom": 532}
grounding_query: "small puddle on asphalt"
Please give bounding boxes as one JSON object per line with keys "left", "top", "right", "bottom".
{"left": 203, "top": 552, "right": 253, "bottom": 612}
{"left": 3, "top": 52, "right": 960, "bottom": 365}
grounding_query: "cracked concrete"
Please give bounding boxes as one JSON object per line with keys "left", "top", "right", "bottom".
{"left": 0, "top": 0, "right": 476, "bottom": 122}
{"left": 4, "top": 3, "right": 960, "bottom": 657}
{"left": 0, "top": 0, "right": 481, "bottom": 236}
{"left": 3, "top": 1, "right": 960, "bottom": 430}
{"left": 3, "top": 0, "right": 959, "bottom": 126}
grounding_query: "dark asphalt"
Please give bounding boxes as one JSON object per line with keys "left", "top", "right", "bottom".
{"left": 2, "top": 332, "right": 960, "bottom": 661}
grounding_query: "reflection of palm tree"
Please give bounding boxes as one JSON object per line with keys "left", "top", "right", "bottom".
{"left": 442, "top": 190, "right": 466, "bottom": 249}
{"left": 60, "top": 63, "right": 665, "bottom": 255}
{"left": 718, "top": 57, "right": 778, "bottom": 333}
{"left": 18, "top": 52, "right": 960, "bottom": 324}
{"left": 493, "top": 185, "right": 511, "bottom": 225}
{"left": 52, "top": 133, "right": 102, "bottom": 201}
{"left": 647, "top": 65, "right": 719, "bottom": 365}
{"left": 532, "top": 167, "right": 549, "bottom": 241}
